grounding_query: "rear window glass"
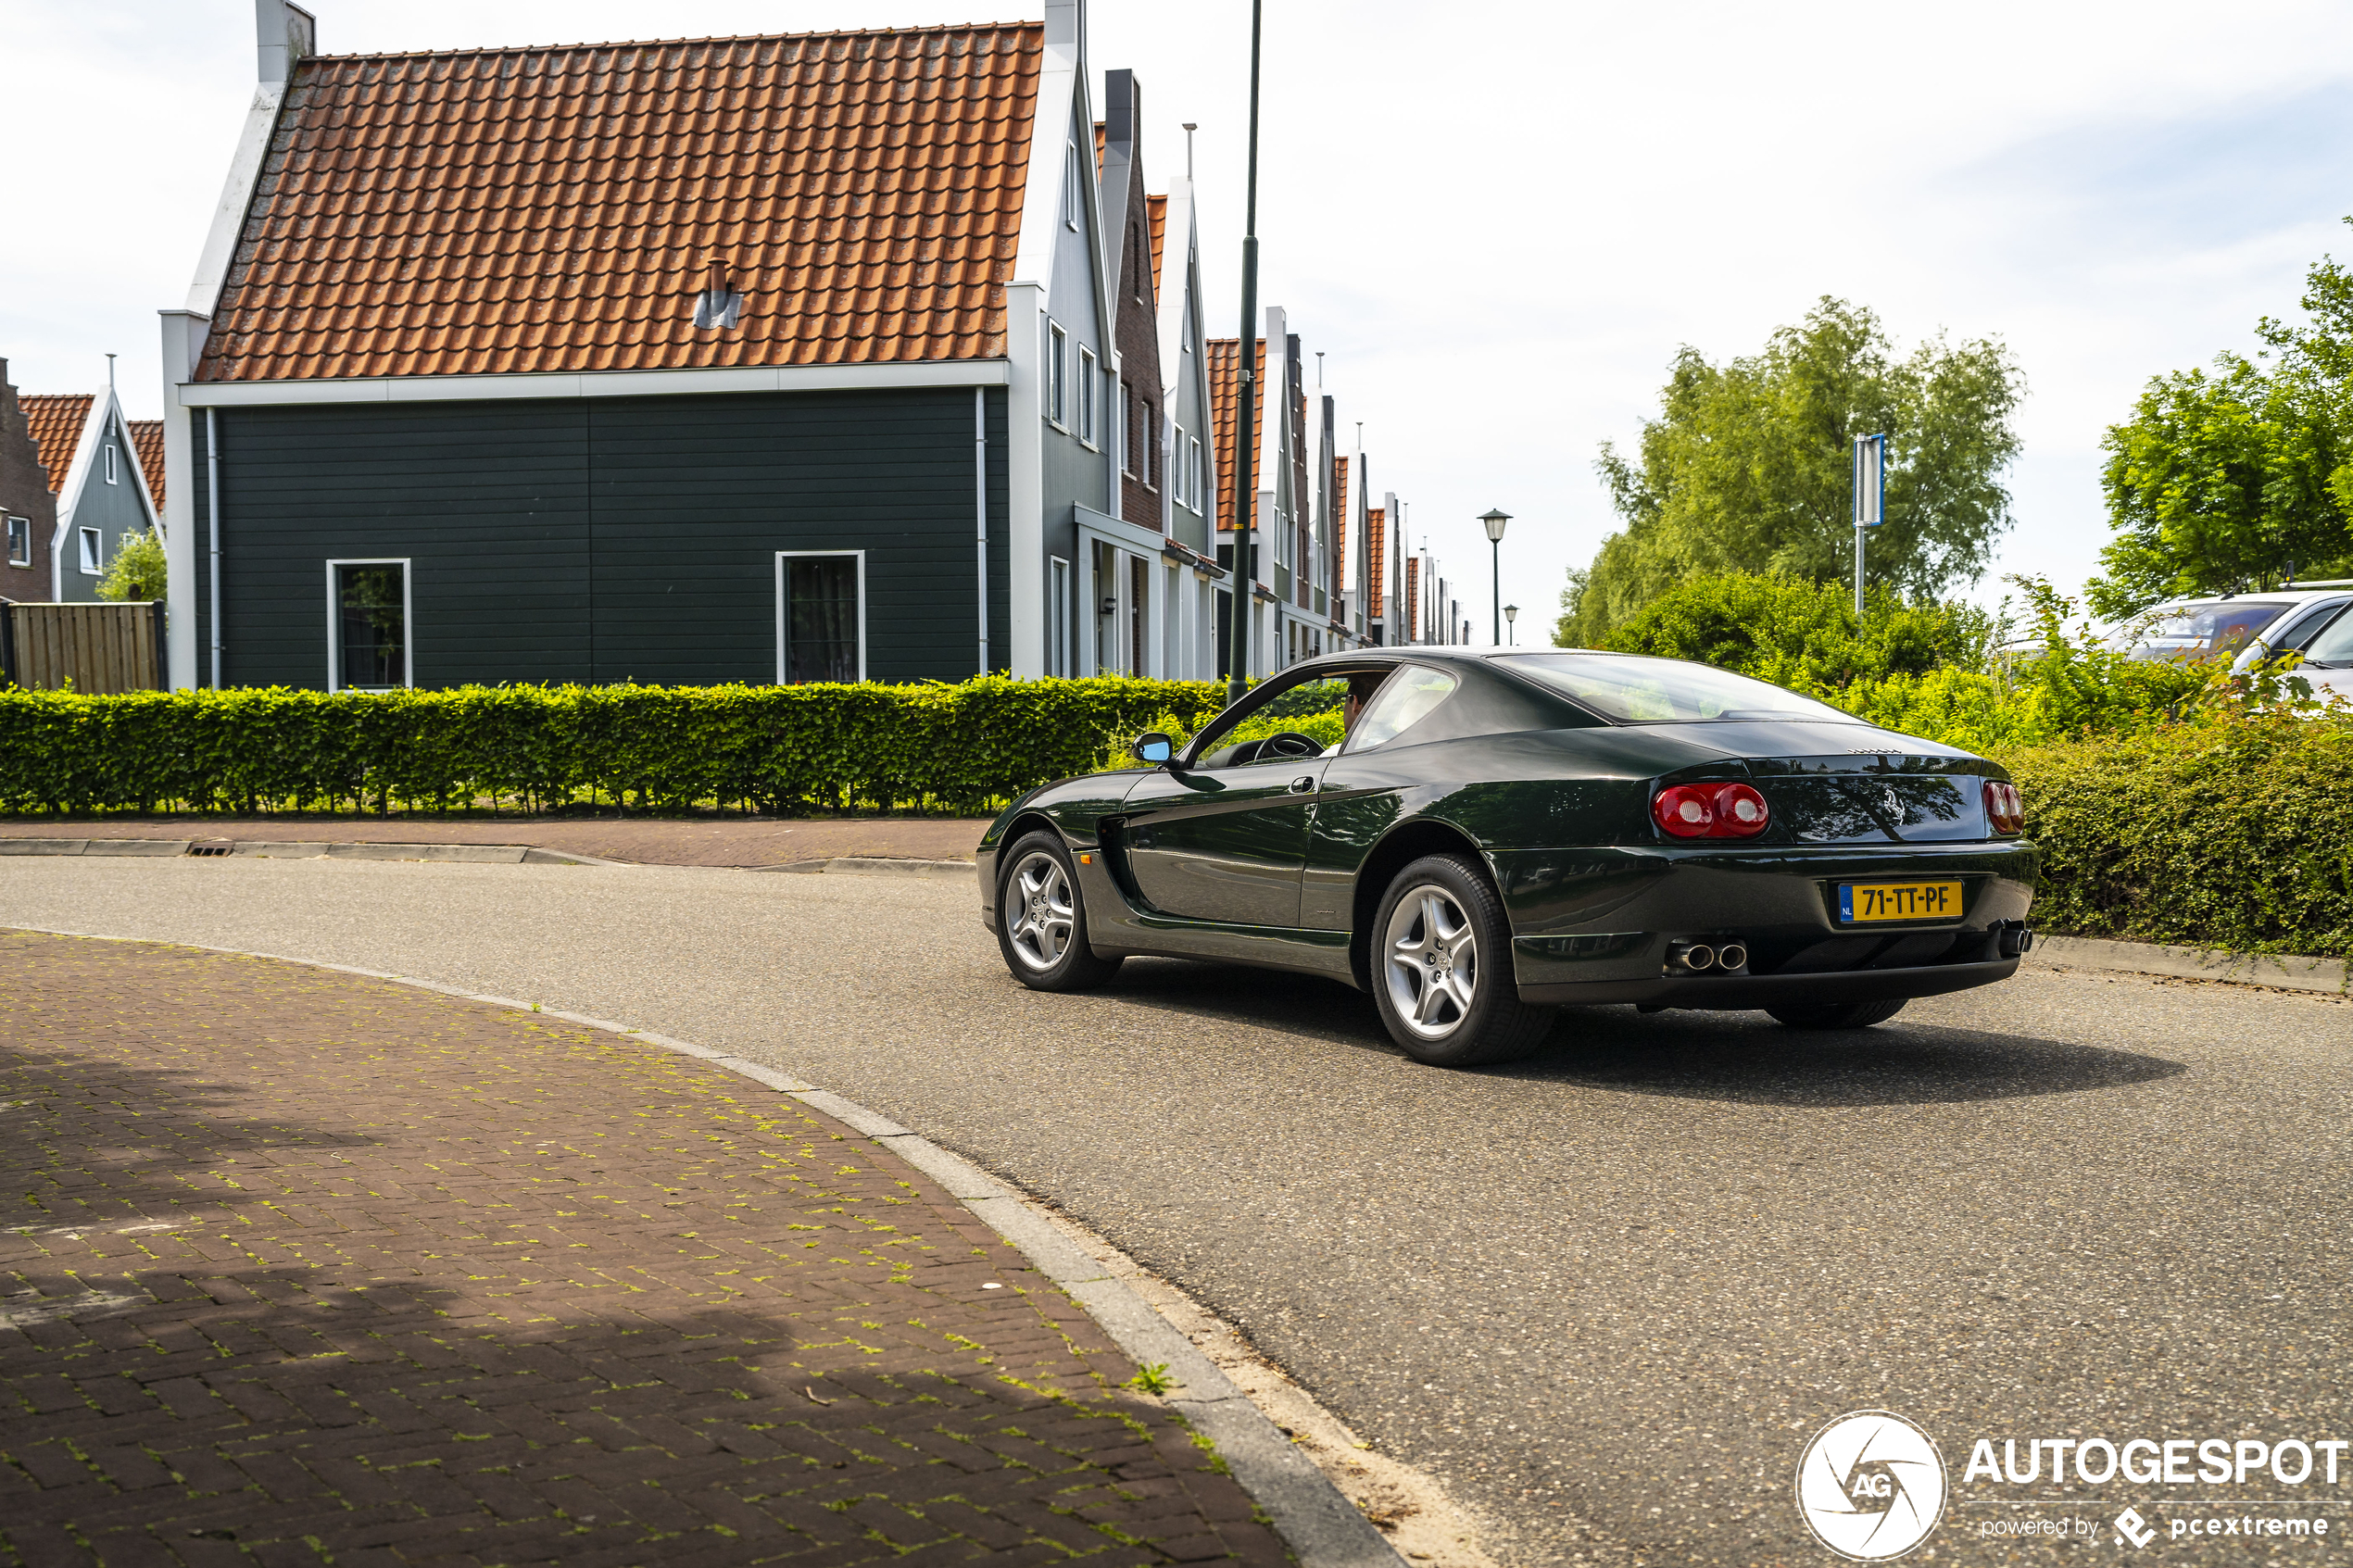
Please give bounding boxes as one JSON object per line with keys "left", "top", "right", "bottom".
{"left": 2122, "top": 601, "right": 2290, "bottom": 662}
{"left": 1497, "top": 654, "right": 1858, "bottom": 724}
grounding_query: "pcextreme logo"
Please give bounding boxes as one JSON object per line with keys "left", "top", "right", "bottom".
{"left": 1795, "top": 1410, "right": 1949, "bottom": 1562}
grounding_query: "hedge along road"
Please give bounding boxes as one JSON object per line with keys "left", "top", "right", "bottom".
{"left": 4, "top": 857, "right": 2347, "bottom": 1567}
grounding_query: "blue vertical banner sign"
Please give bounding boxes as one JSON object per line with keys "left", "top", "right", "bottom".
{"left": 1852, "top": 433, "right": 1886, "bottom": 619}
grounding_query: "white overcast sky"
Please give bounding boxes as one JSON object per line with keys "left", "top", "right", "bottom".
{"left": 8, "top": 0, "right": 2353, "bottom": 633}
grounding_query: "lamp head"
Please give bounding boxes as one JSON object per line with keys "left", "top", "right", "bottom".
{"left": 1504, "top": 603, "right": 1518, "bottom": 623}
{"left": 1480, "top": 508, "right": 1512, "bottom": 544}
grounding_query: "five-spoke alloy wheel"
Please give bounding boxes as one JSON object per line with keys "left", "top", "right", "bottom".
{"left": 1368, "top": 854, "right": 1554, "bottom": 1067}
{"left": 995, "top": 831, "right": 1123, "bottom": 992}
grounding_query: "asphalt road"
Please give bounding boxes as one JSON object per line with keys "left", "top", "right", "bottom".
{"left": 6, "top": 857, "right": 2347, "bottom": 1565}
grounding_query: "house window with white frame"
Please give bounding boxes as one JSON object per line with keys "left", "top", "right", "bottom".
{"left": 104, "top": 444, "right": 119, "bottom": 484}
{"left": 1048, "top": 323, "right": 1067, "bottom": 427}
{"left": 1119, "top": 382, "right": 1134, "bottom": 475}
{"left": 1078, "top": 347, "right": 1097, "bottom": 445}
{"left": 79, "top": 527, "right": 103, "bottom": 575}
{"left": 331, "top": 560, "right": 410, "bottom": 690}
{"left": 5, "top": 517, "right": 26, "bottom": 567}
{"left": 775, "top": 552, "right": 863, "bottom": 684}
{"left": 1064, "top": 140, "right": 1082, "bottom": 230}
{"left": 1050, "top": 557, "right": 1072, "bottom": 677}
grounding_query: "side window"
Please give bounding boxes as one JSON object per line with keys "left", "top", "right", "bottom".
{"left": 1345, "top": 666, "right": 1458, "bottom": 752}
{"left": 1185, "top": 672, "right": 1346, "bottom": 764}
{"left": 2274, "top": 600, "right": 2350, "bottom": 653}
{"left": 331, "top": 559, "right": 410, "bottom": 690}
{"left": 5, "top": 517, "right": 26, "bottom": 567}
{"left": 1048, "top": 323, "right": 1067, "bottom": 426}
{"left": 776, "top": 552, "right": 863, "bottom": 684}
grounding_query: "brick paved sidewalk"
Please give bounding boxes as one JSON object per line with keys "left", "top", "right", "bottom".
{"left": 0, "top": 818, "right": 989, "bottom": 868}
{"left": 0, "top": 934, "right": 1283, "bottom": 1568}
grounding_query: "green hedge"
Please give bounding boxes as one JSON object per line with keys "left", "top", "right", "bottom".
{"left": 0, "top": 679, "right": 1231, "bottom": 818}
{"left": 2003, "top": 714, "right": 2353, "bottom": 959}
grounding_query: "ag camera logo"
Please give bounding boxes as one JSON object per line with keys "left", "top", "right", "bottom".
{"left": 1796, "top": 1410, "right": 1948, "bottom": 1561}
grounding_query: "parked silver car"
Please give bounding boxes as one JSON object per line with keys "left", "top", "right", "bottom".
{"left": 2111, "top": 586, "right": 2353, "bottom": 671}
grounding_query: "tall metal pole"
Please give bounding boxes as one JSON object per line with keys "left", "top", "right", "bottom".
{"left": 1491, "top": 537, "right": 1501, "bottom": 646}
{"left": 1224, "top": 0, "right": 1263, "bottom": 705}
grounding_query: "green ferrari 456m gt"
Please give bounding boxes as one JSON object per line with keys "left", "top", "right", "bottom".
{"left": 977, "top": 648, "right": 2037, "bottom": 1068}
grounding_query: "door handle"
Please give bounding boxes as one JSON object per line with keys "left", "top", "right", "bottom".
{"left": 1289, "top": 775, "right": 1317, "bottom": 794}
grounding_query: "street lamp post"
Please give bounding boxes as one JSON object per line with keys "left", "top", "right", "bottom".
{"left": 1479, "top": 508, "right": 1511, "bottom": 646}
{"left": 1504, "top": 603, "right": 1518, "bottom": 645}
{"left": 1224, "top": 0, "right": 1265, "bottom": 705}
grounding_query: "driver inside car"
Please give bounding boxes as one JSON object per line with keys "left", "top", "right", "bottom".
{"left": 1198, "top": 671, "right": 1394, "bottom": 766}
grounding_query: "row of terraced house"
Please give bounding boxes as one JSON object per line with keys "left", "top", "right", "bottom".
{"left": 115, "top": 0, "right": 1457, "bottom": 695}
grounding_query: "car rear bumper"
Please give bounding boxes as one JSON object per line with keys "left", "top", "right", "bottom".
{"left": 1515, "top": 956, "right": 2020, "bottom": 1009}
{"left": 1494, "top": 840, "right": 2038, "bottom": 1008}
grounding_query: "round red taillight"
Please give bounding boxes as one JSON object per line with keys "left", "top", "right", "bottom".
{"left": 1653, "top": 784, "right": 1716, "bottom": 837}
{"left": 1712, "top": 782, "right": 1770, "bottom": 837}
{"left": 1653, "top": 782, "right": 1770, "bottom": 839}
{"left": 1982, "top": 778, "right": 2024, "bottom": 834}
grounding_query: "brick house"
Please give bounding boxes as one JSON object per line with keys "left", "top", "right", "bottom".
{"left": 0, "top": 362, "right": 59, "bottom": 603}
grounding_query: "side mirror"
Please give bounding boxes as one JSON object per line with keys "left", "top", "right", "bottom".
{"left": 1131, "top": 732, "right": 1176, "bottom": 766}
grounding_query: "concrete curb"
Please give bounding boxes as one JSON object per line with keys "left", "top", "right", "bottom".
{"left": 2032, "top": 934, "right": 2347, "bottom": 996}
{"left": 752, "top": 857, "right": 974, "bottom": 880}
{"left": 0, "top": 837, "right": 609, "bottom": 866}
{"left": 3, "top": 923, "right": 1404, "bottom": 1568}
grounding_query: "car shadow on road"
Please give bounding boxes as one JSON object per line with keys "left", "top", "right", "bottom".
{"left": 1508, "top": 1008, "right": 2188, "bottom": 1105}
{"left": 1100, "top": 959, "right": 2186, "bottom": 1106}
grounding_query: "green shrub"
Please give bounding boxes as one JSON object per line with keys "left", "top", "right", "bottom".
{"left": 1596, "top": 571, "right": 1994, "bottom": 691}
{"left": 0, "top": 678, "right": 1233, "bottom": 818}
{"left": 96, "top": 528, "right": 167, "bottom": 602}
{"left": 2005, "top": 713, "right": 2353, "bottom": 958}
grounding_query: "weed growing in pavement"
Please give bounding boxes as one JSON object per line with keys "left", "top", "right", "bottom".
{"left": 1124, "top": 1362, "right": 1176, "bottom": 1395}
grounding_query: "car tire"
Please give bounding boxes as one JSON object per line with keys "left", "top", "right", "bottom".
{"left": 996, "top": 831, "right": 1124, "bottom": 992}
{"left": 1370, "top": 854, "right": 1554, "bottom": 1068}
{"left": 1766, "top": 997, "right": 1909, "bottom": 1030}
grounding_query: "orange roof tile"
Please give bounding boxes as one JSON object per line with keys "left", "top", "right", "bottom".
{"left": 19, "top": 395, "right": 91, "bottom": 493}
{"left": 1205, "top": 336, "right": 1265, "bottom": 533}
{"left": 197, "top": 25, "right": 1043, "bottom": 383}
{"left": 1094, "top": 120, "right": 1108, "bottom": 170}
{"left": 1145, "top": 193, "right": 1165, "bottom": 307}
{"left": 1365, "top": 506, "right": 1384, "bottom": 619}
{"left": 1406, "top": 557, "right": 1419, "bottom": 636}
{"left": 128, "top": 420, "right": 166, "bottom": 510}
{"left": 1333, "top": 454, "right": 1348, "bottom": 593}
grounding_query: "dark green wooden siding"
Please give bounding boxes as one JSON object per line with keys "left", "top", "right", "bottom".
{"left": 191, "top": 387, "right": 1011, "bottom": 688}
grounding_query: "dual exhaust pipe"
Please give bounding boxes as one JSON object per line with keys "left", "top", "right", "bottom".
{"left": 1668, "top": 940, "right": 1747, "bottom": 974}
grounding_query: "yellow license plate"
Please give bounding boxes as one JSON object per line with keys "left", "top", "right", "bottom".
{"left": 1839, "top": 881, "right": 1963, "bottom": 922}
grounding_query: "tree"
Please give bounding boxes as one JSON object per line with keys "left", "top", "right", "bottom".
{"left": 1556, "top": 297, "right": 2024, "bottom": 646}
{"left": 2087, "top": 235, "right": 2353, "bottom": 618}
{"left": 95, "top": 528, "right": 166, "bottom": 602}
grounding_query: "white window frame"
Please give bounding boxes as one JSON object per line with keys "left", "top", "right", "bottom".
{"left": 5, "top": 516, "right": 26, "bottom": 567}
{"left": 104, "top": 444, "right": 119, "bottom": 484}
{"left": 774, "top": 549, "right": 867, "bottom": 684}
{"left": 1064, "top": 140, "right": 1082, "bottom": 230}
{"left": 1049, "top": 556, "right": 1072, "bottom": 677}
{"left": 78, "top": 526, "right": 103, "bottom": 576}
{"left": 1048, "top": 322, "right": 1067, "bottom": 428}
{"left": 1078, "top": 346, "right": 1098, "bottom": 446}
{"left": 324, "top": 557, "right": 414, "bottom": 692}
